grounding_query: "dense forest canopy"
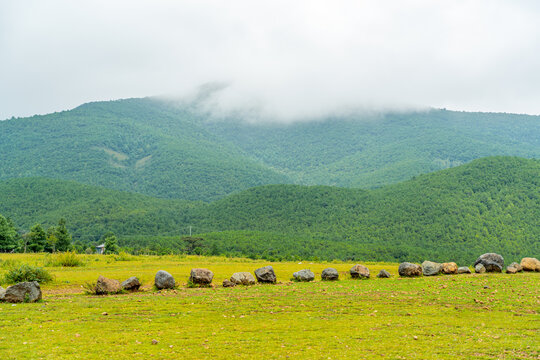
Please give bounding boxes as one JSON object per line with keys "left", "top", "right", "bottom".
{"left": 1, "top": 97, "right": 539, "bottom": 201}
{"left": 0, "top": 157, "right": 538, "bottom": 264}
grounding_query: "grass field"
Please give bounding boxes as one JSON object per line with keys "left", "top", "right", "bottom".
{"left": 0, "top": 254, "right": 538, "bottom": 359}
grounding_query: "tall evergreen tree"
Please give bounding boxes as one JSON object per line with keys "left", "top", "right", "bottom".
{"left": 104, "top": 233, "right": 119, "bottom": 254}
{"left": 55, "top": 218, "right": 72, "bottom": 252}
{"left": 27, "top": 224, "right": 47, "bottom": 252}
{"left": 0, "top": 214, "right": 17, "bottom": 252}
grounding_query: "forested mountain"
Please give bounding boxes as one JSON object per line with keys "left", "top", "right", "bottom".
{"left": 1, "top": 157, "right": 538, "bottom": 264}
{"left": 1, "top": 97, "right": 539, "bottom": 201}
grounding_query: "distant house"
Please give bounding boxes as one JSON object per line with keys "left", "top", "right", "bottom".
{"left": 95, "top": 244, "right": 105, "bottom": 254}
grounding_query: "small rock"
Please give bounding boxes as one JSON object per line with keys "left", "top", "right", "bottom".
{"left": 230, "top": 272, "right": 256, "bottom": 285}
{"left": 457, "top": 266, "right": 471, "bottom": 274}
{"left": 189, "top": 268, "right": 214, "bottom": 285}
{"left": 155, "top": 270, "right": 175, "bottom": 290}
{"left": 95, "top": 276, "right": 121, "bottom": 295}
{"left": 254, "top": 266, "right": 277, "bottom": 283}
{"left": 121, "top": 277, "right": 141, "bottom": 291}
{"left": 293, "top": 269, "right": 315, "bottom": 282}
{"left": 474, "top": 253, "right": 503, "bottom": 273}
{"left": 422, "top": 261, "right": 442, "bottom": 276}
{"left": 321, "top": 268, "right": 339, "bottom": 281}
{"left": 222, "top": 279, "right": 236, "bottom": 288}
{"left": 398, "top": 263, "right": 422, "bottom": 277}
{"left": 377, "top": 270, "right": 391, "bottom": 278}
{"left": 442, "top": 262, "right": 458, "bottom": 274}
{"left": 0, "top": 286, "right": 5, "bottom": 301}
{"left": 506, "top": 262, "right": 522, "bottom": 274}
{"left": 413, "top": 336, "right": 418, "bottom": 340}
{"left": 3, "top": 281, "right": 42, "bottom": 303}
{"left": 483, "top": 285, "right": 490, "bottom": 289}
{"left": 520, "top": 257, "right": 540, "bottom": 272}
{"left": 152, "top": 339, "right": 158, "bottom": 345}
{"left": 475, "top": 264, "right": 486, "bottom": 274}
{"left": 350, "top": 264, "right": 370, "bottom": 279}
{"left": 102, "top": 312, "right": 108, "bottom": 316}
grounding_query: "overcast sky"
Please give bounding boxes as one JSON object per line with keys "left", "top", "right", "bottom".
{"left": 1, "top": 0, "right": 540, "bottom": 120}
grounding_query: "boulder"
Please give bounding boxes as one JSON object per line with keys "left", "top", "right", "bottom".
{"left": 3, "top": 281, "right": 42, "bottom": 303}
{"left": 474, "top": 253, "right": 504, "bottom": 273}
{"left": 189, "top": 268, "right": 214, "bottom": 285}
{"left": 350, "top": 264, "right": 370, "bottom": 279}
{"left": 377, "top": 270, "right": 391, "bottom": 278}
{"left": 457, "top": 266, "right": 471, "bottom": 274}
{"left": 95, "top": 275, "right": 121, "bottom": 295}
{"left": 293, "top": 269, "right": 315, "bottom": 282}
{"left": 230, "top": 272, "right": 256, "bottom": 285}
{"left": 506, "top": 262, "right": 522, "bottom": 274}
{"left": 520, "top": 257, "right": 540, "bottom": 272}
{"left": 0, "top": 286, "right": 5, "bottom": 301}
{"left": 422, "top": 261, "right": 442, "bottom": 276}
{"left": 321, "top": 268, "right": 339, "bottom": 281}
{"left": 222, "top": 279, "right": 236, "bottom": 288}
{"left": 442, "top": 262, "right": 458, "bottom": 274}
{"left": 254, "top": 266, "right": 277, "bottom": 283}
{"left": 155, "top": 270, "right": 175, "bottom": 289}
{"left": 475, "top": 264, "right": 486, "bottom": 274}
{"left": 398, "top": 262, "right": 422, "bottom": 277}
{"left": 121, "top": 276, "right": 141, "bottom": 291}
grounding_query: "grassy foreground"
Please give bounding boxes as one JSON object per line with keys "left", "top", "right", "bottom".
{"left": 0, "top": 254, "right": 538, "bottom": 359}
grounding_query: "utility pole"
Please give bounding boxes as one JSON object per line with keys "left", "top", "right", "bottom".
{"left": 189, "top": 226, "right": 192, "bottom": 236}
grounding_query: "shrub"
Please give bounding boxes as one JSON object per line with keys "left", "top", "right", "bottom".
{"left": 2, "top": 263, "right": 54, "bottom": 284}
{"left": 43, "top": 251, "right": 85, "bottom": 267}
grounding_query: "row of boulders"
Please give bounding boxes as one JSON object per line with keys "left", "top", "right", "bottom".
{"left": 399, "top": 254, "right": 540, "bottom": 277}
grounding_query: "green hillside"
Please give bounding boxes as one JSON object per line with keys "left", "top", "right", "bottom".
{"left": 0, "top": 157, "right": 538, "bottom": 264}
{"left": 1, "top": 98, "right": 539, "bottom": 201}
{"left": 0, "top": 99, "right": 290, "bottom": 201}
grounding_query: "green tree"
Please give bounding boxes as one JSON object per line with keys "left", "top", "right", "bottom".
{"left": 0, "top": 214, "right": 17, "bottom": 252}
{"left": 45, "top": 227, "right": 58, "bottom": 253}
{"left": 104, "top": 233, "right": 119, "bottom": 254}
{"left": 27, "top": 224, "right": 47, "bottom": 252}
{"left": 181, "top": 236, "right": 205, "bottom": 255}
{"left": 55, "top": 218, "right": 72, "bottom": 252}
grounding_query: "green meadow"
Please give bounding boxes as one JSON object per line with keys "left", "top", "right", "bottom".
{"left": 0, "top": 254, "right": 538, "bottom": 359}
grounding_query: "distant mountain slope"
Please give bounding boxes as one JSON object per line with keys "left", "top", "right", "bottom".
{"left": 202, "top": 110, "right": 540, "bottom": 187}
{"left": 0, "top": 157, "right": 538, "bottom": 264}
{"left": 1, "top": 97, "right": 540, "bottom": 201}
{"left": 0, "top": 98, "right": 291, "bottom": 201}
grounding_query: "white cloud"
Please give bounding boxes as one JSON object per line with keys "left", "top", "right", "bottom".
{"left": 1, "top": 0, "right": 540, "bottom": 120}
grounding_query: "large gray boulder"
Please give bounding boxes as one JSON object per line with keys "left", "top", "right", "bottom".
{"left": 254, "top": 266, "right": 277, "bottom": 283}
{"left": 474, "top": 253, "right": 504, "bottom": 273}
{"left": 293, "top": 269, "right": 315, "bottom": 282}
{"left": 520, "top": 257, "right": 540, "bottom": 272}
{"left": 398, "top": 262, "right": 422, "bottom": 277}
{"left": 155, "top": 270, "right": 175, "bottom": 289}
{"left": 3, "top": 281, "right": 42, "bottom": 303}
{"left": 230, "top": 272, "right": 256, "bottom": 285}
{"left": 457, "top": 266, "right": 471, "bottom": 274}
{"left": 422, "top": 261, "right": 442, "bottom": 276}
{"left": 350, "top": 264, "right": 370, "bottom": 279}
{"left": 0, "top": 286, "right": 6, "bottom": 301}
{"left": 189, "top": 268, "right": 214, "bottom": 285}
{"left": 321, "top": 268, "right": 339, "bottom": 281}
{"left": 377, "top": 270, "right": 391, "bottom": 278}
{"left": 95, "top": 275, "right": 121, "bottom": 295}
{"left": 121, "top": 276, "right": 141, "bottom": 291}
